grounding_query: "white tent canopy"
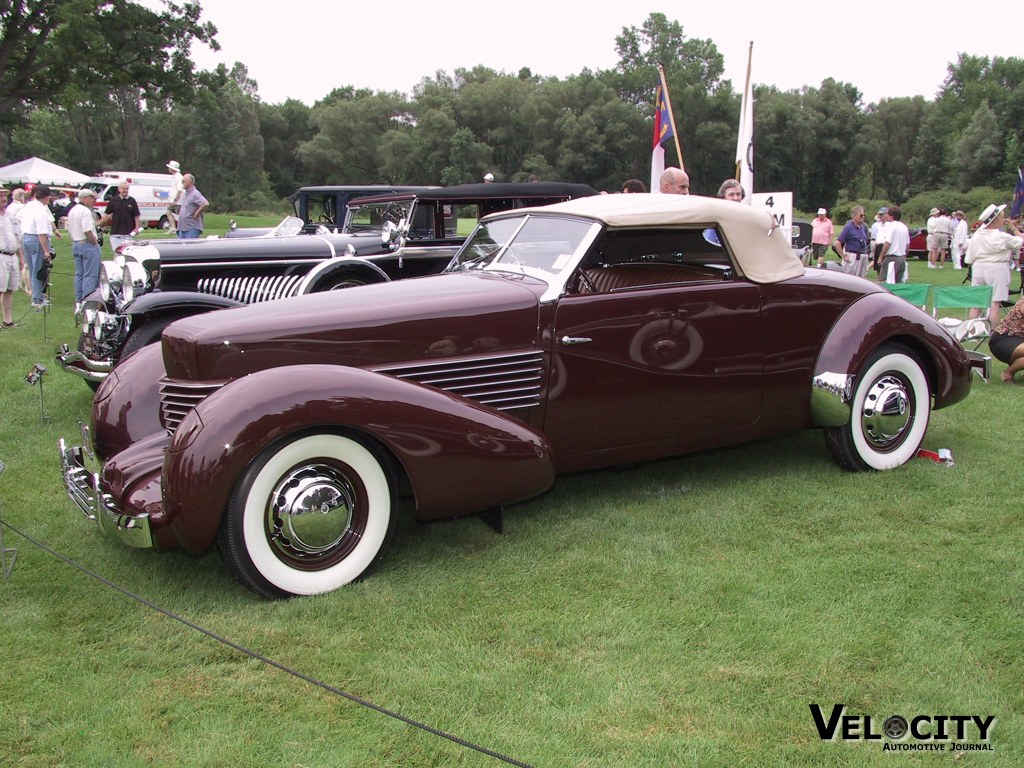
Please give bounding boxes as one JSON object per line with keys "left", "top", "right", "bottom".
{"left": 0, "top": 156, "right": 90, "bottom": 187}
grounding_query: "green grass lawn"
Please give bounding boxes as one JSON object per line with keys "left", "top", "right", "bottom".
{"left": 0, "top": 238, "right": 1021, "bottom": 766}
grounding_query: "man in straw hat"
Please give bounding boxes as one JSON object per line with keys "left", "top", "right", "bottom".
{"left": 965, "top": 203, "right": 1022, "bottom": 322}
{"left": 166, "top": 160, "right": 184, "bottom": 230}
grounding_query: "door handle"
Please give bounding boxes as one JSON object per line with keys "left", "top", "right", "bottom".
{"left": 560, "top": 335, "right": 592, "bottom": 345}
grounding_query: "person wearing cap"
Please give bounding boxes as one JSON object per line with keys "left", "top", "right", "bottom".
{"left": 810, "top": 207, "right": 834, "bottom": 268}
{"left": 19, "top": 184, "right": 56, "bottom": 307}
{"left": 0, "top": 188, "right": 22, "bottom": 328}
{"left": 950, "top": 210, "right": 968, "bottom": 270}
{"left": 166, "top": 160, "right": 184, "bottom": 229}
{"left": 877, "top": 205, "right": 910, "bottom": 283}
{"left": 483, "top": 172, "right": 494, "bottom": 183}
{"left": 67, "top": 188, "right": 102, "bottom": 305}
{"left": 926, "top": 206, "right": 950, "bottom": 269}
{"left": 965, "top": 203, "right": 1022, "bottom": 322}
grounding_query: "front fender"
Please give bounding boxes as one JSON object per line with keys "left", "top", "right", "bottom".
{"left": 811, "top": 292, "right": 973, "bottom": 427}
{"left": 162, "top": 365, "right": 555, "bottom": 553}
{"left": 92, "top": 342, "right": 168, "bottom": 460}
{"left": 297, "top": 257, "right": 390, "bottom": 294}
{"left": 124, "top": 290, "right": 243, "bottom": 317}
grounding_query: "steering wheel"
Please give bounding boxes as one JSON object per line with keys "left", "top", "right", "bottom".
{"left": 575, "top": 268, "right": 598, "bottom": 294}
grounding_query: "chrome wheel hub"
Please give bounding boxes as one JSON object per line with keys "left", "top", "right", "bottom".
{"left": 860, "top": 374, "right": 911, "bottom": 450}
{"left": 268, "top": 464, "right": 356, "bottom": 558}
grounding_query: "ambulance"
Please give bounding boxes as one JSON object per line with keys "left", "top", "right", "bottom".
{"left": 80, "top": 171, "right": 175, "bottom": 229}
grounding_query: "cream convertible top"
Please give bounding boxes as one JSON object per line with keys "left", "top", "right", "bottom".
{"left": 508, "top": 193, "right": 805, "bottom": 284}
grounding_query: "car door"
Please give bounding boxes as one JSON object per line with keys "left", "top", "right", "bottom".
{"left": 543, "top": 230, "right": 764, "bottom": 462}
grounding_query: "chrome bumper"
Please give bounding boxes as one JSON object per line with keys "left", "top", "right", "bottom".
{"left": 56, "top": 346, "right": 113, "bottom": 384}
{"left": 966, "top": 350, "right": 991, "bottom": 382}
{"left": 59, "top": 433, "right": 153, "bottom": 549}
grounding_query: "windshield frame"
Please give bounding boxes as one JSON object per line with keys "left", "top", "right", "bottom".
{"left": 449, "top": 213, "right": 602, "bottom": 303}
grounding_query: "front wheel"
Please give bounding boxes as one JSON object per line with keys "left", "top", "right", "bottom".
{"left": 118, "top": 312, "right": 193, "bottom": 364}
{"left": 824, "top": 345, "right": 931, "bottom": 471}
{"left": 219, "top": 433, "right": 397, "bottom": 599}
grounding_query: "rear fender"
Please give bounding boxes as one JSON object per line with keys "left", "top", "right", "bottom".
{"left": 163, "top": 365, "right": 554, "bottom": 553}
{"left": 811, "top": 293, "right": 972, "bottom": 427}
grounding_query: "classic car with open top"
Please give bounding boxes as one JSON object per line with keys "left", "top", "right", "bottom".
{"left": 60, "top": 193, "right": 985, "bottom": 599}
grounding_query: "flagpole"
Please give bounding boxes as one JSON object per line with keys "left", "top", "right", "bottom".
{"left": 658, "top": 64, "right": 684, "bottom": 172}
{"left": 735, "top": 41, "right": 753, "bottom": 182}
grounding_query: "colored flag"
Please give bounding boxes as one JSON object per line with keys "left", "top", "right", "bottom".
{"left": 1011, "top": 167, "right": 1024, "bottom": 219}
{"left": 650, "top": 82, "right": 675, "bottom": 191}
{"left": 734, "top": 42, "right": 754, "bottom": 204}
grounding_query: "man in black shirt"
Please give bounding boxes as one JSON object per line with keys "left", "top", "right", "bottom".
{"left": 104, "top": 181, "right": 141, "bottom": 253}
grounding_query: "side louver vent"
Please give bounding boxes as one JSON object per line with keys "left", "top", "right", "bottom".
{"left": 374, "top": 350, "right": 544, "bottom": 411}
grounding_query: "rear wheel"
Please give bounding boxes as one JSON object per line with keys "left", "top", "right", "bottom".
{"left": 824, "top": 345, "right": 931, "bottom": 471}
{"left": 219, "top": 433, "right": 397, "bottom": 599}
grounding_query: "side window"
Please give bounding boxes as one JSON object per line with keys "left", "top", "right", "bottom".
{"left": 303, "top": 194, "right": 332, "bottom": 225}
{"left": 574, "top": 229, "right": 734, "bottom": 294}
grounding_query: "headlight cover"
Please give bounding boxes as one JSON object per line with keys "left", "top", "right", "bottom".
{"left": 122, "top": 261, "right": 150, "bottom": 304}
{"left": 99, "top": 261, "right": 122, "bottom": 304}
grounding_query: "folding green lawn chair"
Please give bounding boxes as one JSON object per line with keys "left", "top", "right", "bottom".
{"left": 931, "top": 284, "right": 993, "bottom": 351}
{"left": 881, "top": 282, "right": 930, "bottom": 309}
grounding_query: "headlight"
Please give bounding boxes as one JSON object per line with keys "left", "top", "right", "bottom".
{"left": 122, "top": 261, "right": 150, "bottom": 304}
{"left": 90, "top": 311, "right": 107, "bottom": 340}
{"left": 99, "top": 261, "right": 122, "bottom": 303}
{"left": 81, "top": 307, "right": 97, "bottom": 334}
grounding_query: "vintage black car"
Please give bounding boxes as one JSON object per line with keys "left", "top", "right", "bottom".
{"left": 58, "top": 182, "right": 598, "bottom": 386}
{"left": 224, "top": 185, "right": 435, "bottom": 238}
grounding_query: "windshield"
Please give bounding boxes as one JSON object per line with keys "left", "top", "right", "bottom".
{"left": 344, "top": 199, "right": 414, "bottom": 235}
{"left": 450, "top": 214, "right": 596, "bottom": 283}
{"left": 267, "top": 216, "right": 304, "bottom": 237}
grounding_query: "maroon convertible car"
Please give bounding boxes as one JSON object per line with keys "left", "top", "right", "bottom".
{"left": 61, "top": 194, "right": 985, "bottom": 598}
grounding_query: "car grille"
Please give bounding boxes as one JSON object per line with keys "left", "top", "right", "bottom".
{"left": 197, "top": 274, "right": 304, "bottom": 304}
{"left": 160, "top": 379, "right": 224, "bottom": 433}
{"left": 374, "top": 350, "right": 545, "bottom": 412}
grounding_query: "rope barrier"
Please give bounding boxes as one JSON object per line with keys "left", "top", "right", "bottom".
{"left": 0, "top": 518, "right": 534, "bottom": 768}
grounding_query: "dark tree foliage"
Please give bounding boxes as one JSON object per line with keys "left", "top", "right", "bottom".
{"left": 6, "top": 10, "right": 1024, "bottom": 213}
{"left": 0, "top": 0, "right": 218, "bottom": 161}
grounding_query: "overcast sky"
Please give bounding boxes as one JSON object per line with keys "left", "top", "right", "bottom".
{"left": 180, "top": 1, "right": 1014, "bottom": 108}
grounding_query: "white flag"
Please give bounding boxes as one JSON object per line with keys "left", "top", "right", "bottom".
{"left": 735, "top": 43, "right": 754, "bottom": 204}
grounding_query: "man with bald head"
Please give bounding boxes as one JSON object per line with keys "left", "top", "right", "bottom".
{"left": 659, "top": 167, "right": 690, "bottom": 195}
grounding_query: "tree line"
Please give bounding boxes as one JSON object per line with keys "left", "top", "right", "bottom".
{"left": 2, "top": 8, "right": 1022, "bottom": 217}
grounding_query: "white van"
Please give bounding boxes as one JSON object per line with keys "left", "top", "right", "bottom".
{"left": 81, "top": 172, "right": 174, "bottom": 229}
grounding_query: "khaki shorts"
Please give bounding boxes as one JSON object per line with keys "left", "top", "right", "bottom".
{"left": 0, "top": 252, "right": 20, "bottom": 293}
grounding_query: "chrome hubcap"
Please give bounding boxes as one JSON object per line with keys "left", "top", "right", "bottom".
{"left": 268, "top": 464, "right": 356, "bottom": 559}
{"left": 860, "top": 374, "right": 911, "bottom": 450}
